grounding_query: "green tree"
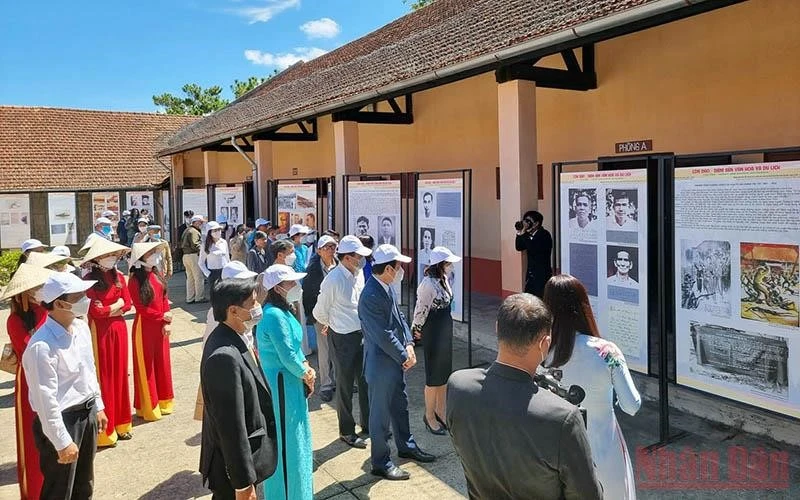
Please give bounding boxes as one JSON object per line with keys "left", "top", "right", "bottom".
{"left": 231, "top": 69, "right": 278, "bottom": 99}
{"left": 152, "top": 83, "right": 229, "bottom": 116}
{"left": 404, "top": 0, "right": 435, "bottom": 10}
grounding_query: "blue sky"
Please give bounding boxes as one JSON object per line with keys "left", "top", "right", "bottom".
{"left": 0, "top": 1, "right": 409, "bottom": 112}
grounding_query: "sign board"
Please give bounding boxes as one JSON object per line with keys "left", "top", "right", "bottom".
{"left": 560, "top": 169, "right": 649, "bottom": 373}
{"left": 615, "top": 140, "right": 653, "bottom": 154}
{"left": 674, "top": 161, "right": 800, "bottom": 418}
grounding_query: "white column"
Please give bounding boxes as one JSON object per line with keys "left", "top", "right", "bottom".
{"left": 333, "top": 120, "right": 360, "bottom": 235}
{"left": 497, "top": 79, "right": 539, "bottom": 296}
{"left": 254, "top": 140, "right": 274, "bottom": 218}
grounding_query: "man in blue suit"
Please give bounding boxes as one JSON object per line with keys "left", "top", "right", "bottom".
{"left": 358, "top": 244, "right": 435, "bottom": 481}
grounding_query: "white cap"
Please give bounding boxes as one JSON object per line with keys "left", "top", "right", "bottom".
{"left": 317, "top": 235, "right": 337, "bottom": 249}
{"left": 122, "top": 210, "right": 130, "bottom": 216}
{"left": 102, "top": 210, "right": 115, "bottom": 218}
{"left": 206, "top": 221, "right": 222, "bottom": 231}
{"left": 137, "top": 218, "right": 149, "bottom": 225}
{"left": 191, "top": 214, "right": 205, "bottom": 223}
{"left": 429, "top": 246, "right": 461, "bottom": 266}
{"left": 221, "top": 260, "right": 258, "bottom": 280}
{"left": 288, "top": 224, "right": 310, "bottom": 237}
{"left": 373, "top": 244, "right": 411, "bottom": 265}
{"left": 261, "top": 264, "right": 306, "bottom": 291}
{"left": 337, "top": 235, "right": 372, "bottom": 256}
{"left": 147, "top": 224, "right": 162, "bottom": 230}
{"left": 52, "top": 245, "right": 71, "bottom": 258}
{"left": 21, "top": 239, "right": 45, "bottom": 253}
{"left": 255, "top": 218, "right": 270, "bottom": 227}
{"left": 95, "top": 217, "right": 112, "bottom": 226}
{"left": 40, "top": 272, "right": 96, "bottom": 304}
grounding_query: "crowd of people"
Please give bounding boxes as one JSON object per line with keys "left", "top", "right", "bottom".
{"left": 2, "top": 208, "right": 642, "bottom": 500}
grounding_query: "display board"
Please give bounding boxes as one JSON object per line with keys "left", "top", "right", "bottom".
{"left": 417, "top": 178, "right": 465, "bottom": 321}
{"left": 91, "top": 191, "right": 120, "bottom": 240}
{"left": 560, "top": 169, "right": 649, "bottom": 373}
{"left": 348, "top": 179, "right": 403, "bottom": 298}
{"left": 47, "top": 192, "right": 77, "bottom": 245}
{"left": 127, "top": 190, "right": 154, "bottom": 215}
{"left": 160, "top": 190, "right": 171, "bottom": 242}
{"left": 214, "top": 185, "right": 245, "bottom": 226}
{"left": 277, "top": 183, "right": 318, "bottom": 234}
{"left": 182, "top": 188, "right": 208, "bottom": 219}
{"left": 674, "top": 161, "right": 800, "bottom": 418}
{"left": 0, "top": 194, "right": 31, "bottom": 249}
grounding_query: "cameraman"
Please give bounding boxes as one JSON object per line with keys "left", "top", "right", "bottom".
{"left": 514, "top": 210, "right": 552, "bottom": 297}
{"left": 447, "top": 293, "right": 601, "bottom": 500}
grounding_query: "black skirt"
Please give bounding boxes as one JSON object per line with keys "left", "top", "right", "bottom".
{"left": 422, "top": 306, "right": 453, "bottom": 387}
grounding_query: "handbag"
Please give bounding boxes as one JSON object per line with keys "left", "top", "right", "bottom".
{"left": 0, "top": 343, "right": 18, "bottom": 374}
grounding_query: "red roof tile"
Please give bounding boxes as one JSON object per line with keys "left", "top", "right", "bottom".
{"left": 160, "top": 0, "right": 669, "bottom": 154}
{"left": 0, "top": 106, "right": 197, "bottom": 192}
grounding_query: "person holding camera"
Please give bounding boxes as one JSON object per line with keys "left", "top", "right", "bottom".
{"left": 514, "top": 210, "right": 552, "bottom": 297}
{"left": 446, "top": 293, "right": 601, "bottom": 499}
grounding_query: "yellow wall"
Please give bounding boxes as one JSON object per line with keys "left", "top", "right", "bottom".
{"left": 536, "top": 0, "right": 800, "bottom": 229}
{"left": 181, "top": 0, "right": 799, "bottom": 268}
{"left": 272, "top": 114, "right": 336, "bottom": 179}
{"left": 183, "top": 149, "right": 204, "bottom": 180}
{"left": 212, "top": 151, "right": 254, "bottom": 184}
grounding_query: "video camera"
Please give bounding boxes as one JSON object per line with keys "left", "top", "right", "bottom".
{"left": 534, "top": 367, "right": 587, "bottom": 426}
{"left": 514, "top": 217, "right": 533, "bottom": 232}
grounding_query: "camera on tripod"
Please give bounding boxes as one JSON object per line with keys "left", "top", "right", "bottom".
{"left": 534, "top": 367, "right": 587, "bottom": 426}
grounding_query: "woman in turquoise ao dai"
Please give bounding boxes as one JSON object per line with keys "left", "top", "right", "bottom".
{"left": 256, "top": 264, "right": 316, "bottom": 499}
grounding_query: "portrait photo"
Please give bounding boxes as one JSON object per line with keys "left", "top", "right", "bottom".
{"left": 606, "top": 189, "right": 639, "bottom": 231}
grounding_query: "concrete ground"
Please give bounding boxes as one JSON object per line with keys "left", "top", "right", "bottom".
{"left": 0, "top": 277, "right": 798, "bottom": 499}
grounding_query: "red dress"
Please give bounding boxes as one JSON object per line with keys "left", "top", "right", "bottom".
{"left": 7, "top": 304, "right": 46, "bottom": 500}
{"left": 87, "top": 270, "right": 133, "bottom": 446}
{"left": 128, "top": 271, "right": 174, "bottom": 421}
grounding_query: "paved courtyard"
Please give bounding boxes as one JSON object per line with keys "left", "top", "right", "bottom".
{"left": 0, "top": 275, "right": 797, "bottom": 499}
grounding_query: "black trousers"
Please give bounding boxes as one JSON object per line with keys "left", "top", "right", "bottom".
{"left": 33, "top": 405, "right": 97, "bottom": 500}
{"left": 524, "top": 268, "right": 552, "bottom": 298}
{"left": 330, "top": 330, "right": 370, "bottom": 436}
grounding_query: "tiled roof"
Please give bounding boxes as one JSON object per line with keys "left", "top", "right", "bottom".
{"left": 160, "top": 0, "right": 667, "bottom": 155}
{"left": 0, "top": 106, "right": 197, "bottom": 192}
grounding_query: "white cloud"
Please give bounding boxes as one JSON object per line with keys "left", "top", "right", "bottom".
{"left": 300, "top": 17, "right": 340, "bottom": 39}
{"left": 244, "top": 47, "right": 327, "bottom": 69}
{"left": 232, "top": 0, "right": 300, "bottom": 24}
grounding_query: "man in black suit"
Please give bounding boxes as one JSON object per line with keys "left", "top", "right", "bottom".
{"left": 447, "top": 294, "right": 602, "bottom": 499}
{"left": 514, "top": 210, "right": 552, "bottom": 297}
{"left": 200, "top": 278, "right": 277, "bottom": 500}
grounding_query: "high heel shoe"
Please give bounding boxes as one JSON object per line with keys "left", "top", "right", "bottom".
{"left": 423, "top": 415, "right": 447, "bottom": 436}
{"left": 434, "top": 413, "right": 448, "bottom": 431}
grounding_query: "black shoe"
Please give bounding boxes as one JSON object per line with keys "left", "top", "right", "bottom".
{"left": 371, "top": 465, "right": 410, "bottom": 481}
{"left": 319, "top": 391, "right": 333, "bottom": 403}
{"left": 398, "top": 448, "right": 435, "bottom": 463}
{"left": 118, "top": 432, "right": 133, "bottom": 440}
{"left": 423, "top": 415, "right": 447, "bottom": 436}
{"left": 340, "top": 434, "right": 367, "bottom": 449}
{"left": 434, "top": 413, "right": 448, "bottom": 431}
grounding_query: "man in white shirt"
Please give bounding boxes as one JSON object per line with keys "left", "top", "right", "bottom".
{"left": 606, "top": 191, "right": 639, "bottom": 231}
{"left": 83, "top": 216, "right": 113, "bottom": 251}
{"left": 608, "top": 250, "right": 639, "bottom": 287}
{"left": 22, "top": 272, "right": 108, "bottom": 499}
{"left": 313, "top": 235, "right": 372, "bottom": 449}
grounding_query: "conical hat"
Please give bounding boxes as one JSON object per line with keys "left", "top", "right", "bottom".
{"left": 0, "top": 263, "right": 54, "bottom": 301}
{"left": 25, "top": 251, "right": 70, "bottom": 270}
{"left": 130, "top": 241, "right": 167, "bottom": 264}
{"left": 82, "top": 238, "right": 130, "bottom": 264}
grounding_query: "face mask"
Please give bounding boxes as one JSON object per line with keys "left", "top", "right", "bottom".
{"left": 151, "top": 233, "right": 161, "bottom": 241}
{"left": 284, "top": 253, "right": 297, "bottom": 267}
{"left": 355, "top": 256, "right": 366, "bottom": 270}
{"left": 101, "top": 226, "right": 112, "bottom": 236}
{"left": 98, "top": 255, "right": 118, "bottom": 270}
{"left": 444, "top": 263, "right": 454, "bottom": 275}
{"left": 305, "top": 234, "right": 317, "bottom": 245}
{"left": 281, "top": 284, "right": 303, "bottom": 303}
{"left": 145, "top": 253, "right": 162, "bottom": 269}
{"left": 185, "top": 218, "right": 192, "bottom": 225}
{"left": 392, "top": 266, "right": 404, "bottom": 285}
{"left": 242, "top": 303, "right": 263, "bottom": 331}
{"left": 65, "top": 296, "right": 91, "bottom": 317}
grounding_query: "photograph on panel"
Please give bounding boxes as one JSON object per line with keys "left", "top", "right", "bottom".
{"left": 567, "top": 188, "right": 598, "bottom": 241}
{"left": 605, "top": 188, "right": 639, "bottom": 231}
{"left": 688, "top": 321, "right": 789, "bottom": 398}
{"left": 680, "top": 240, "right": 732, "bottom": 317}
{"left": 740, "top": 242, "right": 799, "bottom": 328}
